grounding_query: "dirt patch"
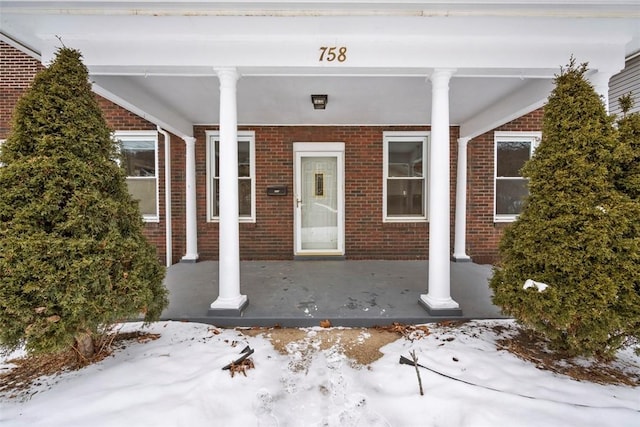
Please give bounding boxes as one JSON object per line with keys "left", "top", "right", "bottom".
{"left": 242, "top": 327, "right": 401, "bottom": 367}
{"left": 497, "top": 328, "right": 640, "bottom": 386}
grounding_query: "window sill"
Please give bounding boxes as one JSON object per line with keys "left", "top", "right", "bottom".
{"left": 383, "top": 217, "right": 428, "bottom": 224}
{"left": 494, "top": 216, "right": 517, "bottom": 224}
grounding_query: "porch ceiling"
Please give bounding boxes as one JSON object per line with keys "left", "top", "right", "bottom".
{"left": 2, "top": 1, "right": 639, "bottom": 138}
{"left": 90, "top": 74, "right": 531, "bottom": 126}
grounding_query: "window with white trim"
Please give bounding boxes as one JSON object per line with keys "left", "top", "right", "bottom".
{"left": 115, "top": 131, "right": 159, "bottom": 222}
{"left": 0, "top": 139, "right": 4, "bottom": 167}
{"left": 383, "top": 132, "right": 429, "bottom": 222}
{"left": 494, "top": 131, "right": 541, "bottom": 222}
{"left": 206, "top": 131, "right": 256, "bottom": 222}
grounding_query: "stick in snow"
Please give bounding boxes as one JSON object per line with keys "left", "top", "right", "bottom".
{"left": 410, "top": 350, "right": 424, "bottom": 396}
{"left": 222, "top": 346, "right": 254, "bottom": 370}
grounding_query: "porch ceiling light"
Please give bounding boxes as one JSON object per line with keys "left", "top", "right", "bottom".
{"left": 311, "top": 94, "right": 328, "bottom": 110}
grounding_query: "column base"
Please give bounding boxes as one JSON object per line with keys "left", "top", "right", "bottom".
{"left": 208, "top": 295, "right": 249, "bottom": 317}
{"left": 181, "top": 253, "right": 199, "bottom": 263}
{"left": 419, "top": 294, "right": 462, "bottom": 316}
{"left": 451, "top": 254, "right": 472, "bottom": 263}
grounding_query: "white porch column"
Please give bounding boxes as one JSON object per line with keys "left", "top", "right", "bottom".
{"left": 157, "top": 127, "right": 173, "bottom": 267}
{"left": 209, "top": 67, "right": 248, "bottom": 315}
{"left": 420, "top": 69, "right": 461, "bottom": 315}
{"left": 589, "top": 70, "right": 613, "bottom": 113}
{"left": 453, "top": 137, "right": 471, "bottom": 262}
{"left": 181, "top": 136, "right": 199, "bottom": 262}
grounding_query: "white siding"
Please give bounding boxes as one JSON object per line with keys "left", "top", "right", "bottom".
{"left": 610, "top": 55, "right": 640, "bottom": 116}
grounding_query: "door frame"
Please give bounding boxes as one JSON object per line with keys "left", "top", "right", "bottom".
{"left": 293, "top": 142, "right": 345, "bottom": 257}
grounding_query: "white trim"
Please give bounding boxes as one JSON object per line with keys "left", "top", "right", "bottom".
{"left": 206, "top": 130, "right": 256, "bottom": 223}
{"left": 459, "top": 78, "right": 553, "bottom": 141}
{"left": 114, "top": 130, "right": 160, "bottom": 223}
{"left": 493, "top": 131, "right": 541, "bottom": 223}
{"left": 382, "top": 131, "right": 429, "bottom": 223}
{"left": 0, "top": 33, "right": 40, "bottom": 60}
{"left": 293, "top": 142, "right": 345, "bottom": 256}
{"left": 293, "top": 142, "right": 345, "bottom": 152}
{"left": 92, "top": 83, "right": 193, "bottom": 139}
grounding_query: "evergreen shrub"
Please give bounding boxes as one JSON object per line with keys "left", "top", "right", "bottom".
{"left": 490, "top": 59, "right": 640, "bottom": 358}
{"left": 0, "top": 48, "right": 168, "bottom": 356}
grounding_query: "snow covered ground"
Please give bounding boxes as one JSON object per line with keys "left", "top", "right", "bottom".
{"left": 1, "top": 319, "right": 639, "bottom": 427}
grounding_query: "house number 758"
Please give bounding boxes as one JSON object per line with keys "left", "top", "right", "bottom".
{"left": 319, "top": 46, "right": 347, "bottom": 62}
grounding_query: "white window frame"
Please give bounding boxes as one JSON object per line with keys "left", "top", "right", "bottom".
{"left": 206, "top": 130, "right": 256, "bottom": 223}
{"left": 494, "top": 131, "right": 541, "bottom": 223}
{"left": 383, "top": 131, "right": 429, "bottom": 223}
{"left": 0, "top": 139, "right": 4, "bottom": 167}
{"left": 114, "top": 130, "right": 159, "bottom": 223}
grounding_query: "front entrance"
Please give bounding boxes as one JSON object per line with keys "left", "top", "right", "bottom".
{"left": 293, "top": 143, "right": 345, "bottom": 256}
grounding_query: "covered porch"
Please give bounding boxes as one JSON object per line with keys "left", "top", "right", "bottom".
{"left": 3, "top": 1, "right": 637, "bottom": 322}
{"left": 160, "top": 260, "right": 505, "bottom": 327}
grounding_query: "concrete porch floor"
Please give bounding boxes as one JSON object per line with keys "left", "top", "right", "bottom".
{"left": 160, "top": 260, "right": 507, "bottom": 327}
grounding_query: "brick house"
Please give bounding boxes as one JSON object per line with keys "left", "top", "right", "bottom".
{"left": 1, "top": 1, "right": 639, "bottom": 315}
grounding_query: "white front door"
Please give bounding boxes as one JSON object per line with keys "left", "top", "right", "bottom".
{"left": 294, "top": 143, "right": 344, "bottom": 256}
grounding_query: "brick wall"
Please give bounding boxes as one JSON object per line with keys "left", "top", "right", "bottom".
{"left": 0, "top": 42, "right": 43, "bottom": 137}
{"left": 187, "top": 125, "right": 460, "bottom": 260}
{"left": 466, "top": 108, "right": 544, "bottom": 264}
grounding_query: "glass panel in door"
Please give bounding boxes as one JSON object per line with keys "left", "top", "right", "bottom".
{"left": 301, "top": 156, "right": 338, "bottom": 250}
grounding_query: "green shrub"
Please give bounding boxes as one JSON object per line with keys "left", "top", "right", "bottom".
{"left": 0, "top": 47, "right": 167, "bottom": 357}
{"left": 490, "top": 59, "right": 640, "bottom": 358}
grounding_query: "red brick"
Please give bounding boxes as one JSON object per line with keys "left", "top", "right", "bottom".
{"left": 1, "top": 41, "right": 543, "bottom": 265}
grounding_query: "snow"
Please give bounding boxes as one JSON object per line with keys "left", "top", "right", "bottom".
{"left": 1, "top": 320, "right": 639, "bottom": 427}
{"left": 523, "top": 279, "right": 549, "bottom": 292}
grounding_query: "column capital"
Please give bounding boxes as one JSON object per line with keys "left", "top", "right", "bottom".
{"left": 428, "top": 68, "right": 456, "bottom": 86}
{"left": 215, "top": 67, "right": 240, "bottom": 86}
{"left": 182, "top": 136, "right": 196, "bottom": 146}
{"left": 457, "top": 136, "right": 471, "bottom": 146}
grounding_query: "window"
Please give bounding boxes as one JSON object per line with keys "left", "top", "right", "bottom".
{"left": 0, "top": 139, "right": 4, "bottom": 167}
{"left": 383, "top": 132, "right": 429, "bottom": 222}
{"left": 206, "top": 131, "right": 256, "bottom": 222}
{"left": 494, "top": 131, "right": 541, "bottom": 222}
{"left": 115, "top": 131, "right": 159, "bottom": 222}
